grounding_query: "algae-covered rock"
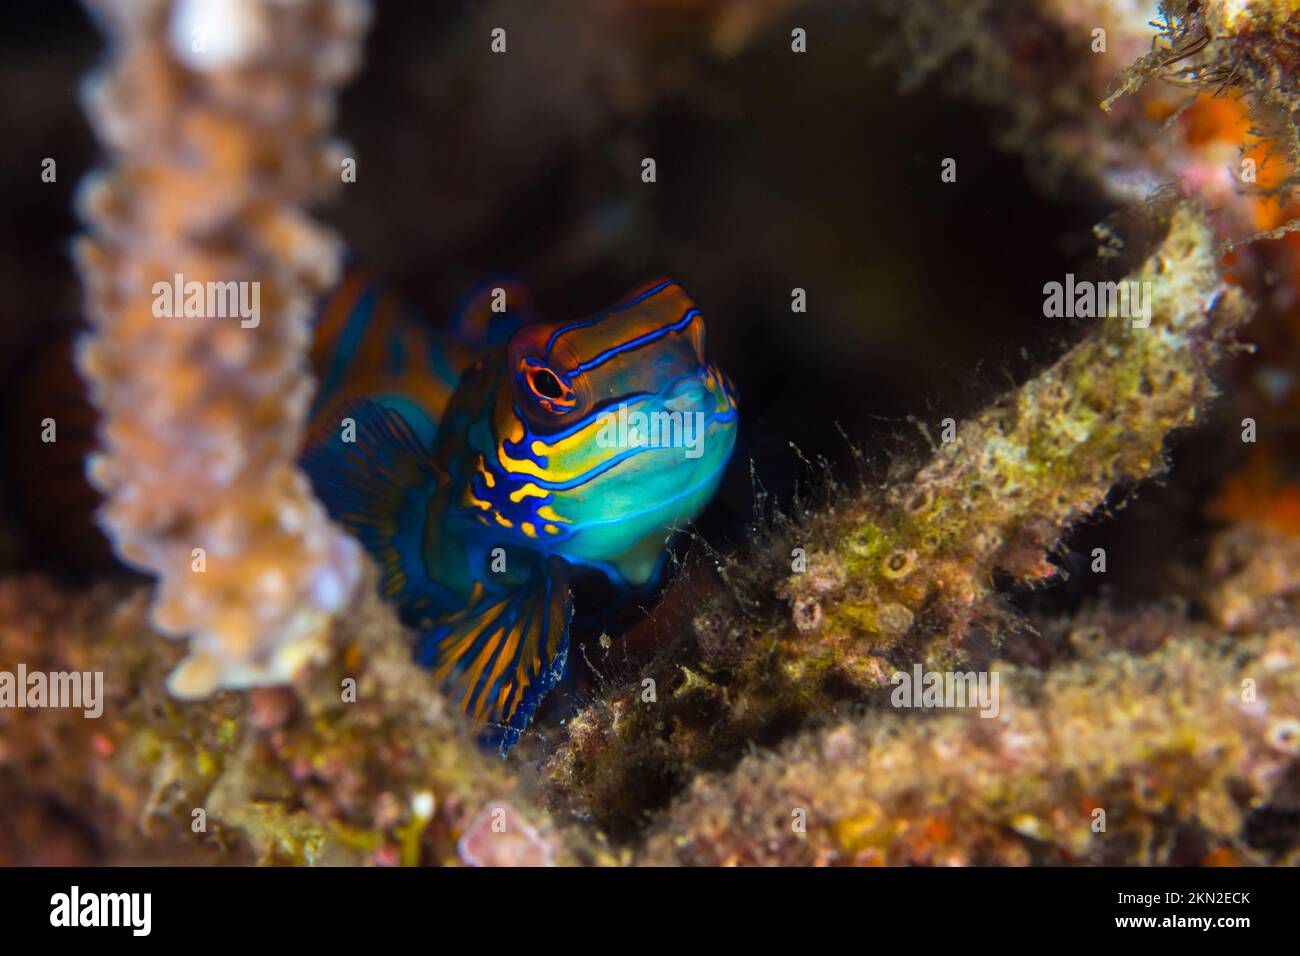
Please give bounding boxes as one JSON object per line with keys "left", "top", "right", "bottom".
{"left": 541, "top": 201, "right": 1253, "bottom": 834}
{"left": 3, "top": 0, "right": 1299, "bottom": 869}
{"left": 0, "top": 567, "right": 581, "bottom": 866}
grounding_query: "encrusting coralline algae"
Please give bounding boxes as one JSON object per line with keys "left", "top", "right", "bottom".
{"left": 0, "top": 0, "right": 1296, "bottom": 865}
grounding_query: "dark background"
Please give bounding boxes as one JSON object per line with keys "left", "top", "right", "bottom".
{"left": 0, "top": 0, "right": 1238, "bottom": 620}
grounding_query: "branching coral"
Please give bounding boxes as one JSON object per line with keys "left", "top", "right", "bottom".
{"left": 877, "top": 0, "right": 1300, "bottom": 226}
{"left": 637, "top": 627, "right": 1300, "bottom": 866}
{"left": 1103, "top": 0, "right": 1300, "bottom": 125}
{"left": 1202, "top": 520, "right": 1300, "bottom": 630}
{"left": 543, "top": 202, "right": 1252, "bottom": 834}
{"left": 1102, "top": 0, "right": 1300, "bottom": 245}
{"left": 875, "top": 0, "right": 1300, "bottom": 489}
{"left": 3, "top": 201, "right": 1283, "bottom": 866}
{"left": 6, "top": 0, "right": 1298, "bottom": 868}
{"left": 73, "top": 0, "right": 369, "bottom": 697}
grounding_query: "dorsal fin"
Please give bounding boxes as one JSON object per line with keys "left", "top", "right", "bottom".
{"left": 309, "top": 267, "right": 462, "bottom": 434}
{"left": 448, "top": 275, "right": 537, "bottom": 351}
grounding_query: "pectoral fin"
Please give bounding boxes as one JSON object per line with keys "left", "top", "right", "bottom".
{"left": 416, "top": 556, "right": 572, "bottom": 755}
{"left": 301, "top": 398, "right": 446, "bottom": 618}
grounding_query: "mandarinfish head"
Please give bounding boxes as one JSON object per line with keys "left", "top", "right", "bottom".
{"left": 301, "top": 274, "right": 738, "bottom": 751}
{"left": 485, "top": 278, "right": 738, "bottom": 589}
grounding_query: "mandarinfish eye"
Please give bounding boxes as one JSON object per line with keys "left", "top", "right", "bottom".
{"left": 520, "top": 358, "right": 577, "bottom": 412}
{"left": 531, "top": 367, "right": 564, "bottom": 398}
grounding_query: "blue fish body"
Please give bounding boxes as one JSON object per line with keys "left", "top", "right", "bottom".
{"left": 303, "top": 272, "right": 737, "bottom": 752}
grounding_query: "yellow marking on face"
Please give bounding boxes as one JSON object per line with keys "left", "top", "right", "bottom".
{"left": 509, "top": 482, "right": 548, "bottom": 503}
{"left": 503, "top": 414, "right": 525, "bottom": 441}
{"left": 499, "top": 410, "right": 620, "bottom": 483}
{"left": 494, "top": 513, "right": 514, "bottom": 529}
{"left": 521, "top": 522, "right": 537, "bottom": 538}
{"left": 497, "top": 440, "right": 546, "bottom": 480}
{"left": 463, "top": 487, "right": 492, "bottom": 511}
{"left": 536, "top": 411, "right": 617, "bottom": 456}
{"left": 495, "top": 415, "right": 528, "bottom": 477}
{"left": 536, "top": 505, "right": 569, "bottom": 524}
{"left": 544, "top": 524, "right": 560, "bottom": 535}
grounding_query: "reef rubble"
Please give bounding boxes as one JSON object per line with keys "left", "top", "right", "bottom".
{"left": 1, "top": 0, "right": 1298, "bottom": 866}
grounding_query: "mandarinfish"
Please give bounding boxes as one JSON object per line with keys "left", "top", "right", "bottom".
{"left": 303, "top": 273, "right": 737, "bottom": 753}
